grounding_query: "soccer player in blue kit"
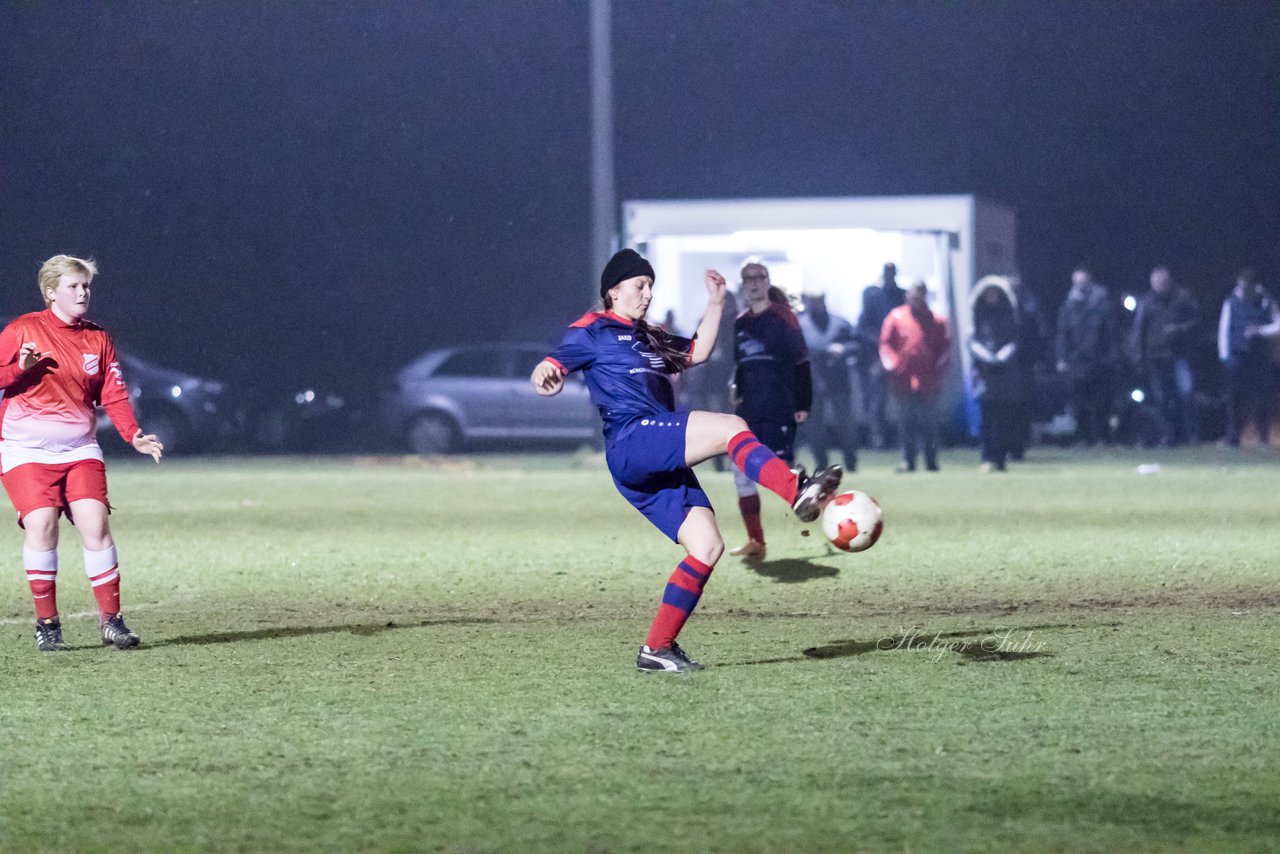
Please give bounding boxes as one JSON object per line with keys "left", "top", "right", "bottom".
{"left": 728, "top": 261, "right": 813, "bottom": 561}
{"left": 531, "top": 249, "right": 842, "bottom": 672}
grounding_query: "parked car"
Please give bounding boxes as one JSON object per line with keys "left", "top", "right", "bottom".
{"left": 381, "top": 344, "right": 599, "bottom": 454}
{"left": 245, "top": 382, "right": 378, "bottom": 454}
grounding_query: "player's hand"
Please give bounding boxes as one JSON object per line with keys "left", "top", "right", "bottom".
{"left": 795, "top": 410, "right": 809, "bottom": 424}
{"left": 530, "top": 360, "right": 564, "bottom": 396}
{"left": 132, "top": 430, "right": 164, "bottom": 463}
{"left": 18, "top": 343, "right": 43, "bottom": 370}
{"left": 705, "top": 270, "right": 727, "bottom": 305}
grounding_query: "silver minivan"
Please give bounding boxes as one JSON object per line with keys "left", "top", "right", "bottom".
{"left": 381, "top": 344, "right": 599, "bottom": 454}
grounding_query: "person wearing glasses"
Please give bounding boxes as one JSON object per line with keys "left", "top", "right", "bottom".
{"left": 727, "top": 260, "right": 819, "bottom": 561}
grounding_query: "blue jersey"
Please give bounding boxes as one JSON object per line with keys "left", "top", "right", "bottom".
{"left": 546, "top": 311, "right": 694, "bottom": 442}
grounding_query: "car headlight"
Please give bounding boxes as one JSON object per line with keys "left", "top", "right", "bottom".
{"left": 177, "top": 378, "right": 226, "bottom": 396}
{"left": 293, "top": 389, "right": 346, "bottom": 409}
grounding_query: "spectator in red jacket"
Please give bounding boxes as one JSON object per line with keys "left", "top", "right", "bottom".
{"left": 880, "top": 281, "right": 952, "bottom": 472}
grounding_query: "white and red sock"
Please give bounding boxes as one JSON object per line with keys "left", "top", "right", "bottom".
{"left": 24, "top": 546, "right": 58, "bottom": 622}
{"left": 84, "top": 545, "right": 121, "bottom": 618}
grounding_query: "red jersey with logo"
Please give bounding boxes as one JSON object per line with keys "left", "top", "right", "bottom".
{"left": 0, "top": 309, "right": 140, "bottom": 473}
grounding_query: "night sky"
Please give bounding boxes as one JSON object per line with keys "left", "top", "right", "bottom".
{"left": 2, "top": 1, "right": 1277, "bottom": 397}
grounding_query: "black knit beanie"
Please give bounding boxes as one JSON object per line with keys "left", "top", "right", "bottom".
{"left": 600, "top": 249, "right": 655, "bottom": 300}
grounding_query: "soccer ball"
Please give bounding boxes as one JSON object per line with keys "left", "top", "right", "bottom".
{"left": 821, "top": 490, "right": 884, "bottom": 553}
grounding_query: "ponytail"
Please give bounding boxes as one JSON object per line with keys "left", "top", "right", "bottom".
{"left": 637, "top": 319, "right": 690, "bottom": 373}
{"left": 766, "top": 286, "right": 802, "bottom": 331}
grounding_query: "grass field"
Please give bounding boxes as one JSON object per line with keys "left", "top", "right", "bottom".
{"left": 1, "top": 448, "right": 1277, "bottom": 852}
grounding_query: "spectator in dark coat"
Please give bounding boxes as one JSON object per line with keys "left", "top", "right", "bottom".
{"left": 1056, "top": 267, "right": 1117, "bottom": 445}
{"left": 855, "top": 262, "right": 904, "bottom": 449}
{"left": 969, "top": 276, "right": 1021, "bottom": 471}
{"left": 799, "top": 292, "right": 859, "bottom": 472}
{"left": 1218, "top": 268, "right": 1280, "bottom": 446}
{"left": 1008, "top": 274, "right": 1046, "bottom": 459}
{"left": 1129, "top": 266, "right": 1201, "bottom": 445}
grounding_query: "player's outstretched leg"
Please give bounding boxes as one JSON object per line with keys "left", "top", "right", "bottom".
{"left": 685, "top": 411, "right": 843, "bottom": 523}
{"left": 637, "top": 507, "right": 723, "bottom": 673}
{"left": 790, "top": 462, "right": 844, "bottom": 523}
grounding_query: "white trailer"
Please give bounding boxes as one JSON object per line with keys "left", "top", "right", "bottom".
{"left": 621, "top": 194, "right": 1017, "bottom": 432}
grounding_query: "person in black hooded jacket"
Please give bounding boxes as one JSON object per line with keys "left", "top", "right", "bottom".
{"left": 969, "top": 276, "right": 1022, "bottom": 471}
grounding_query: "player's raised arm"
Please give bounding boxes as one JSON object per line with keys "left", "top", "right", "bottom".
{"left": 688, "top": 270, "right": 728, "bottom": 366}
{"left": 530, "top": 359, "right": 564, "bottom": 396}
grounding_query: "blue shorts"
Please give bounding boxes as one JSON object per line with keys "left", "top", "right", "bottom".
{"left": 605, "top": 413, "right": 712, "bottom": 543}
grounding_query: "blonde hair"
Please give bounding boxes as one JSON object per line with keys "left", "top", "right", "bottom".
{"left": 37, "top": 255, "right": 97, "bottom": 306}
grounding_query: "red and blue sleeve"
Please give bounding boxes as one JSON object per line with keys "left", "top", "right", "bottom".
{"left": 545, "top": 324, "right": 597, "bottom": 375}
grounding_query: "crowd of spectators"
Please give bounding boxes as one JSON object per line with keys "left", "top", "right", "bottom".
{"left": 678, "top": 261, "right": 1280, "bottom": 473}
{"left": 1042, "top": 264, "right": 1279, "bottom": 454}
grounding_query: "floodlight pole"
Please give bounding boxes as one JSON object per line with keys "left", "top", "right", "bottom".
{"left": 589, "top": 0, "right": 616, "bottom": 287}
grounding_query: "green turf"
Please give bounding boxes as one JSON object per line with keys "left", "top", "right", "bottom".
{"left": 1, "top": 448, "right": 1277, "bottom": 852}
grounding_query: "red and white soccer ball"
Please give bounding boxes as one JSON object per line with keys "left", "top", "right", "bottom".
{"left": 821, "top": 490, "right": 884, "bottom": 553}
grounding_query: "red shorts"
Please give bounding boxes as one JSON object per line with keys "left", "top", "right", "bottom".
{"left": 0, "top": 459, "right": 110, "bottom": 527}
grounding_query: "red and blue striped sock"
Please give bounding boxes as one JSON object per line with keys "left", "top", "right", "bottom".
{"left": 644, "top": 555, "right": 714, "bottom": 650}
{"left": 727, "top": 431, "right": 798, "bottom": 505}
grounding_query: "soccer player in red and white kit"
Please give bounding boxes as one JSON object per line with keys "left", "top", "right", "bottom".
{"left": 0, "top": 255, "right": 163, "bottom": 651}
